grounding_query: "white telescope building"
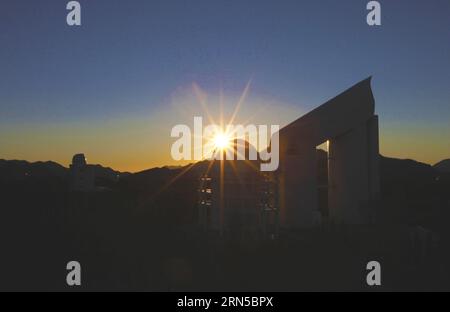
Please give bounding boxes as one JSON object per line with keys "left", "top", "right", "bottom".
{"left": 198, "top": 77, "right": 380, "bottom": 234}
{"left": 278, "top": 77, "right": 379, "bottom": 228}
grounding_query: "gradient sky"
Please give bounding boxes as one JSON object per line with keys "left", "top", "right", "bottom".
{"left": 1, "top": 0, "right": 449, "bottom": 172}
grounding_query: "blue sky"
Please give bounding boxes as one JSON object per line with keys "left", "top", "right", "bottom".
{"left": 1, "top": 0, "right": 449, "bottom": 170}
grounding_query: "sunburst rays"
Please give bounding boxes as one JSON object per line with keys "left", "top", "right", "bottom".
{"left": 155, "top": 80, "right": 261, "bottom": 213}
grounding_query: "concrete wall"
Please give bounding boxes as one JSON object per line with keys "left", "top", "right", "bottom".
{"left": 328, "top": 116, "right": 379, "bottom": 224}
{"left": 278, "top": 78, "right": 380, "bottom": 229}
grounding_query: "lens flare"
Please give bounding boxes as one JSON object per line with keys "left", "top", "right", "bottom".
{"left": 213, "top": 133, "right": 231, "bottom": 150}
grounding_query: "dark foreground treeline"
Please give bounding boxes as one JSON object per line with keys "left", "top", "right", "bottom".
{"left": 0, "top": 156, "right": 449, "bottom": 291}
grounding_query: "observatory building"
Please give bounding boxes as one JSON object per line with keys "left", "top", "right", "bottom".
{"left": 198, "top": 77, "right": 380, "bottom": 235}
{"left": 198, "top": 141, "right": 277, "bottom": 238}
{"left": 278, "top": 77, "right": 379, "bottom": 228}
{"left": 70, "top": 153, "right": 95, "bottom": 192}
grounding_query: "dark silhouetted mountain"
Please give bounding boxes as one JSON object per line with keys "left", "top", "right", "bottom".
{"left": 378, "top": 156, "right": 450, "bottom": 230}
{"left": 380, "top": 156, "right": 438, "bottom": 182}
{"left": 92, "top": 164, "right": 129, "bottom": 179}
{"left": 90, "top": 164, "right": 130, "bottom": 188}
{"left": 2, "top": 155, "right": 449, "bottom": 192}
{"left": 0, "top": 159, "right": 68, "bottom": 182}
{"left": 0, "top": 159, "right": 129, "bottom": 188}
{"left": 434, "top": 159, "right": 450, "bottom": 173}
{"left": 1, "top": 155, "right": 450, "bottom": 291}
{"left": 164, "top": 165, "right": 183, "bottom": 170}
{"left": 118, "top": 166, "right": 176, "bottom": 194}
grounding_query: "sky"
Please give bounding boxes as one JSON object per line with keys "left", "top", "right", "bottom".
{"left": 0, "top": 0, "right": 449, "bottom": 172}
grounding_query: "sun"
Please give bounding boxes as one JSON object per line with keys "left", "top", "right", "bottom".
{"left": 213, "top": 133, "right": 231, "bottom": 150}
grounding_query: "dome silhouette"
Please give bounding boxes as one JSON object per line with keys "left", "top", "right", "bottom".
{"left": 72, "top": 153, "right": 87, "bottom": 167}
